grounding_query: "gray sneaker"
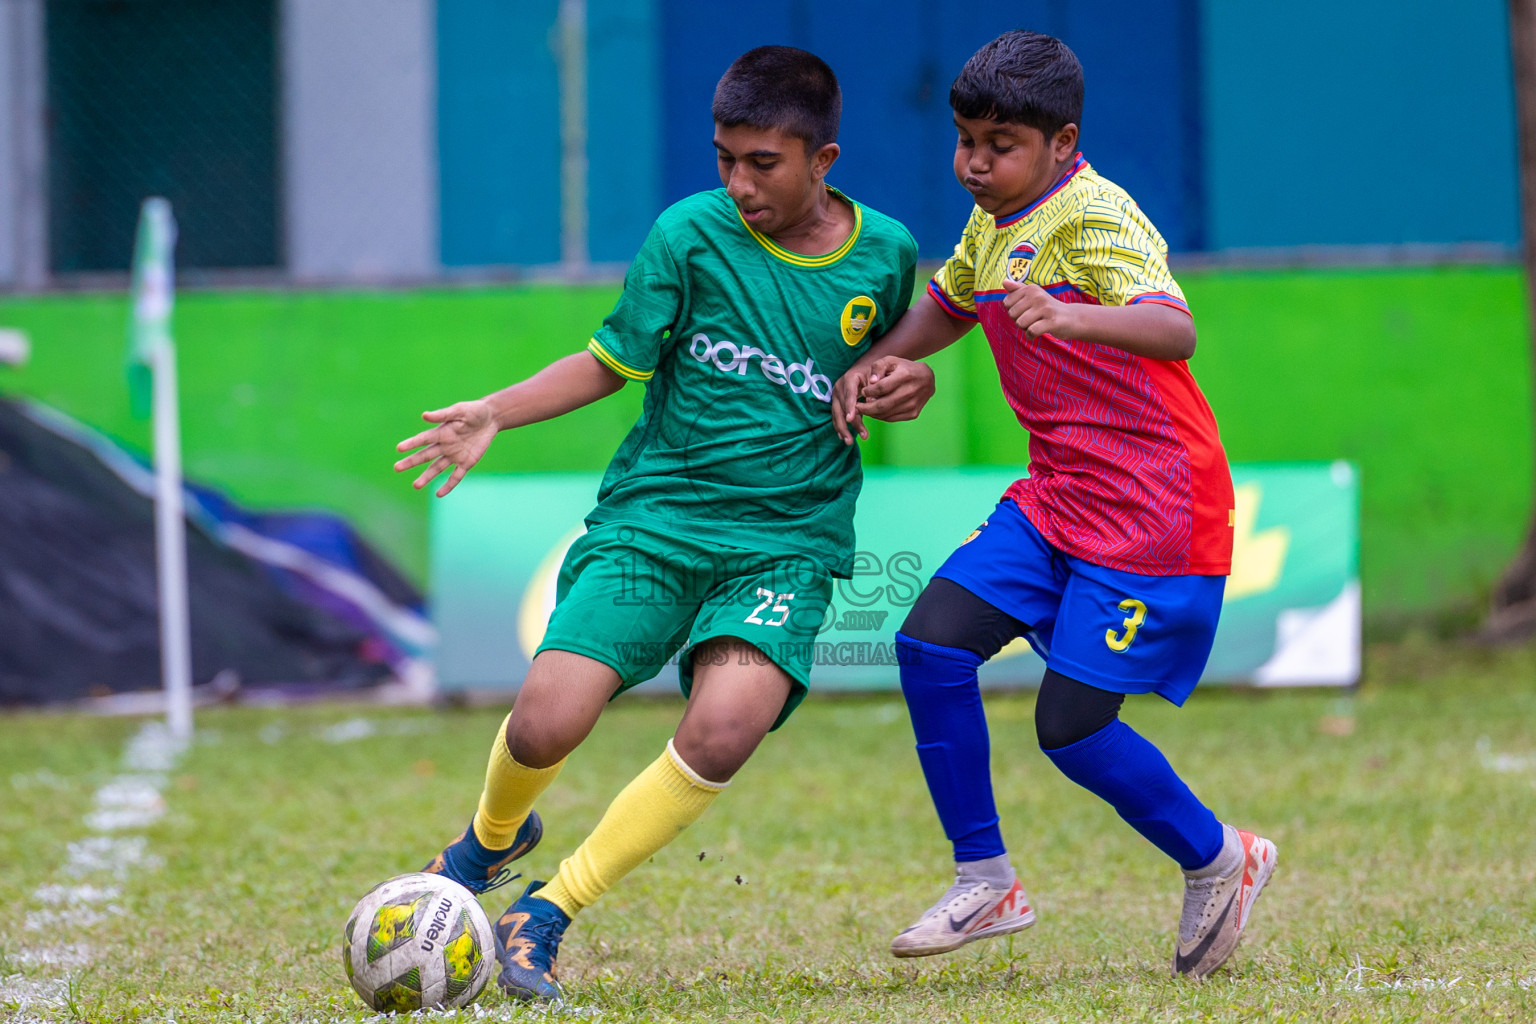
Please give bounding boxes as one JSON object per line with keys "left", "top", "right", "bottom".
{"left": 890, "top": 875, "right": 1035, "bottom": 958}
{"left": 1173, "top": 826, "right": 1277, "bottom": 978}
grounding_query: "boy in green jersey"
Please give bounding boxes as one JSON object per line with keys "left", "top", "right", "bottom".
{"left": 394, "top": 46, "right": 917, "bottom": 1001}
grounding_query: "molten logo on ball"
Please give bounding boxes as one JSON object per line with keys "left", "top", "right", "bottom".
{"left": 342, "top": 873, "right": 495, "bottom": 1011}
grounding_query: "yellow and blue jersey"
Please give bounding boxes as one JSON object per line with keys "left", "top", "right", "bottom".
{"left": 929, "top": 154, "right": 1188, "bottom": 318}
{"left": 927, "top": 155, "right": 1232, "bottom": 577}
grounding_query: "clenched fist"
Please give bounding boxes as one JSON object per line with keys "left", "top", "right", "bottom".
{"left": 830, "top": 356, "right": 936, "bottom": 445}
{"left": 1000, "top": 277, "right": 1081, "bottom": 341}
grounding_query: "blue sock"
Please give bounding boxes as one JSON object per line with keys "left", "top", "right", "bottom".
{"left": 895, "top": 632, "right": 1005, "bottom": 861}
{"left": 1042, "top": 719, "right": 1223, "bottom": 870}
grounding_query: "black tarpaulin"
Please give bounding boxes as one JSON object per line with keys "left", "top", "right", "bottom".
{"left": 0, "top": 398, "right": 396, "bottom": 704}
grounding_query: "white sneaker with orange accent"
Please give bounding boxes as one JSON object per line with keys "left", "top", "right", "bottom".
{"left": 889, "top": 875, "right": 1035, "bottom": 957}
{"left": 1173, "top": 826, "right": 1278, "bottom": 979}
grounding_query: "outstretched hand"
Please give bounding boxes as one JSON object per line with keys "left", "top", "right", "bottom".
{"left": 831, "top": 356, "right": 936, "bottom": 445}
{"left": 393, "top": 399, "right": 498, "bottom": 497}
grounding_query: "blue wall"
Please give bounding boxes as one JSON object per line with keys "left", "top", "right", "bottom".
{"left": 439, "top": 0, "right": 660, "bottom": 266}
{"left": 436, "top": 0, "right": 1518, "bottom": 265}
{"left": 438, "top": 0, "right": 563, "bottom": 266}
{"left": 1202, "top": 0, "right": 1518, "bottom": 249}
{"left": 659, "top": 0, "right": 1205, "bottom": 255}
{"left": 587, "top": 0, "right": 661, "bottom": 262}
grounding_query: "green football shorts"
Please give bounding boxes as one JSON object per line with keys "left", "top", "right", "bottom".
{"left": 535, "top": 521, "right": 834, "bottom": 729}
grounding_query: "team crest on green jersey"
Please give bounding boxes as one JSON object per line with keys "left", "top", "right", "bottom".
{"left": 840, "top": 295, "right": 878, "bottom": 346}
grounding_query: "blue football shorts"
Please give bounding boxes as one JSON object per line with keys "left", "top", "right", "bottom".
{"left": 933, "top": 500, "right": 1226, "bottom": 705}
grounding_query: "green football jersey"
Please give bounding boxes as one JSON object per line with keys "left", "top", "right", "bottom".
{"left": 584, "top": 186, "right": 917, "bottom": 576}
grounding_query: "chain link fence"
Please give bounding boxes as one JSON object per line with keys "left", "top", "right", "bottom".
{"left": 46, "top": 0, "right": 279, "bottom": 274}
{"left": 3, "top": 0, "right": 438, "bottom": 287}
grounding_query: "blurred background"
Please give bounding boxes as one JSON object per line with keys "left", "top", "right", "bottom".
{"left": 0, "top": 0, "right": 1529, "bottom": 702}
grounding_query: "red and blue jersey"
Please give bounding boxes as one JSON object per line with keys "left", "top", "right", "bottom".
{"left": 929, "top": 155, "right": 1234, "bottom": 576}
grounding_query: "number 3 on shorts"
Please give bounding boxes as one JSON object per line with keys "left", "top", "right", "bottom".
{"left": 1105, "top": 598, "right": 1147, "bottom": 652}
{"left": 744, "top": 587, "right": 795, "bottom": 628}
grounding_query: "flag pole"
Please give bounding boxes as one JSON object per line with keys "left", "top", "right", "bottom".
{"left": 131, "top": 198, "right": 193, "bottom": 740}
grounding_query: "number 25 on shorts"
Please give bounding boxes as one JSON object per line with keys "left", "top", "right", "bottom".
{"left": 1105, "top": 598, "right": 1147, "bottom": 652}
{"left": 744, "top": 588, "right": 795, "bottom": 628}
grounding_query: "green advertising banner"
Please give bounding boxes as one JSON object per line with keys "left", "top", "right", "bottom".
{"left": 431, "top": 463, "right": 1359, "bottom": 693}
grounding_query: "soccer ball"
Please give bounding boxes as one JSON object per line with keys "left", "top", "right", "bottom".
{"left": 342, "top": 872, "right": 495, "bottom": 1011}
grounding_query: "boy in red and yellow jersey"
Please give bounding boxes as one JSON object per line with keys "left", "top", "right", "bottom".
{"left": 831, "top": 30, "right": 1276, "bottom": 979}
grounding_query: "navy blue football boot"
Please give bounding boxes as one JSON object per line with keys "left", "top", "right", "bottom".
{"left": 421, "top": 810, "right": 543, "bottom": 894}
{"left": 494, "top": 880, "right": 570, "bottom": 1002}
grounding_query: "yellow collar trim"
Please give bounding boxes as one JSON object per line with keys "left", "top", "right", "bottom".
{"left": 737, "top": 186, "right": 862, "bottom": 268}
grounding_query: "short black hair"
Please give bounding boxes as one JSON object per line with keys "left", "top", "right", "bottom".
{"left": 712, "top": 46, "right": 841, "bottom": 153}
{"left": 950, "top": 30, "right": 1083, "bottom": 138}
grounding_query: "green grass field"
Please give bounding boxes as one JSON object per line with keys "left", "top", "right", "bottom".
{"left": 0, "top": 266, "right": 1531, "bottom": 625}
{"left": 4, "top": 640, "right": 1535, "bottom": 1023}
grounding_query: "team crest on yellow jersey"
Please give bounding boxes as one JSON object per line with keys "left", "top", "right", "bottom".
{"left": 1006, "top": 242, "right": 1036, "bottom": 282}
{"left": 840, "top": 295, "right": 878, "bottom": 346}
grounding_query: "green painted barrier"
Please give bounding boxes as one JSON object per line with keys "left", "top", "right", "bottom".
{"left": 431, "top": 463, "right": 1358, "bottom": 693}
{"left": 0, "top": 267, "right": 1525, "bottom": 617}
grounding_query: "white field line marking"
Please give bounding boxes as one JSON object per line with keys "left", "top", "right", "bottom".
{"left": 8, "top": 946, "right": 93, "bottom": 970}
{"left": 322, "top": 718, "right": 378, "bottom": 743}
{"left": 279, "top": 1006, "right": 584, "bottom": 1024}
{"left": 65, "top": 836, "right": 162, "bottom": 878}
{"left": 122, "top": 720, "right": 184, "bottom": 772}
{"left": 9, "top": 769, "right": 69, "bottom": 790}
{"left": 357, "top": 1001, "right": 599, "bottom": 1021}
{"left": 1476, "top": 736, "right": 1536, "bottom": 774}
{"left": 83, "top": 806, "right": 166, "bottom": 831}
{"left": 258, "top": 716, "right": 441, "bottom": 747}
{"left": 34, "top": 884, "right": 122, "bottom": 905}
{"left": 24, "top": 906, "right": 125, "bottom": 931}
{"left": 0, "top": 975, "right": 68, "bottom": 1013}
{"left": 25, "top": 884, "right": 127, "bottom": 929}
{"left": 271, "top": 993, "right": 601, "bottom": 1022}
{"left": 319, "top": 717, "right": 439, "bottom": 745}
{"left": 3, "top": 720, "right": 186, "bottom": 1018}
{"left": 92, "top": 776, "right": 167, "bottom": 810}
{"left": 1342, "top": 956, "right": 1535, "bottom": 993}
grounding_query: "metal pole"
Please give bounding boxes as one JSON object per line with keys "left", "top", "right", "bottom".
{"left": 154, "top": 333, "right": 193, "bottom": 740}
{"left": 557, "top": 0, "right": 589, "bottom": 271}
{"left": 133, "top": 198, "right": 193, "bottom": 739}
{"left": 3, "top": 0, "right": 48, "bottom": 287}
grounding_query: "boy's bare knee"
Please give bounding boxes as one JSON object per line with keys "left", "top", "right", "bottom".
{"left": 673, "top": 720, "right": 762, "bottom": 782}
{"left": 503, "top": 651, "right": 617, "bottom": 768}
{"left": 505, "top": 715, "right": 574, "bottom": 769}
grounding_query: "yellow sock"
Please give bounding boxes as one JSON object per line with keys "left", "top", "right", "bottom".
{"left": 472, "top": 713, "right": 565, "bottom": 849}
{"left": 538, "top": 740, "right": 727, "bottom": 918}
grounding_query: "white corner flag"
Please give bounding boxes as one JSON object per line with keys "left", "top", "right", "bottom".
{"left": 129, "top": 198, "right": 193, "bottom": 741}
